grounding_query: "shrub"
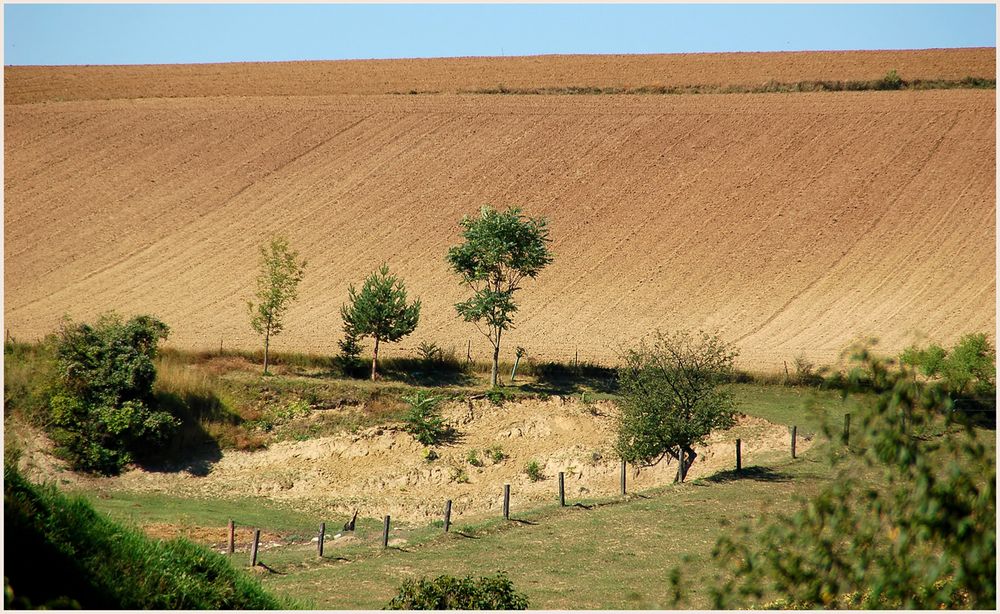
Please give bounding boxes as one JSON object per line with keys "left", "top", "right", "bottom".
{"left": 878, "top": 69, "right": 904, "bottom": 90}
{"left": 49, "top": 313, "right": 178, "bottom": 474}
{"left": 486, "top": 444, "right": 507, "bottom": 464}
{"left": 485, "top": 386, "right": 509, "bottom": 406}
{"left": 402, "top": 390, "right": 451, "bottom": 445}
{"left": 417, "top": 341, "right": 443, "bottom": 363}
{"left": 386, "top": 572, "right": 529, "bottom": 609}
{"left": 466, "top": 449, "right": 484, "bottom": 467}
{"left": 524, "top": 460, "right": 544, "bottom": 482}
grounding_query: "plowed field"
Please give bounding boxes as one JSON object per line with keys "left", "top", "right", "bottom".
{"left": 4, "top": 51, "right": 995, "bottom": 369}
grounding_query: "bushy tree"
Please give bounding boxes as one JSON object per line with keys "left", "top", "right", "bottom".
{"left": 899, "top": 333, "right": 995, "bottom": 401}
{"left": 48, "top": 313, "right": 177, "bottom": 474}
{"left": 446, "top": 205, "right": 553, "bottom": 387}
{"left": 615, "top": 329, "right": 738, "bottom": 482}
{"left": 386, "top": 572, "right": 529, "bottom": 610}
{"left": 247, "top": 237, "right": 306, "bottom": 375}
{"left": 707, "top": 346, "right": 995, "bottom": 609}
{"left": 401, "top": 390, "right": 451, "bottom": 445}
{"left": 341, "top": 264, "right": 421, "bottom": 381}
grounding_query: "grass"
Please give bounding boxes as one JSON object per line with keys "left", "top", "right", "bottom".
{"left": 254, "top": 444, "right": 848, "bottom": 609}
{"left": 4, "top": 461, "right": 289, "bottom": 609}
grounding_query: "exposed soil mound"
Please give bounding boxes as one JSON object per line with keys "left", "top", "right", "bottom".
{"left": 4, "top": 52, "right": 994, "bottom": 369}
{"left": 62, "top": 398, "right": 809, "bottom": 523}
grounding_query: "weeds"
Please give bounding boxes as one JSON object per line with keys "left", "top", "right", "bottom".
{"left": 524, "top": 460, "right": 544, "bottom": 482}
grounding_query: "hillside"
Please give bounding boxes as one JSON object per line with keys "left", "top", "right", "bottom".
{"left": 4, "top": 50, "right": 995, "bottom": 369}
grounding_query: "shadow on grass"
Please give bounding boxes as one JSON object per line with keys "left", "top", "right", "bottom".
{"left": 519, "top": 362, "right": 618, "bottom": 397}
{"left": 509, "top": 518, "right": 539, "bottom": 526}
{"left": 452, "top": 531, "right": 480, "bottom": 539}
{"left": 703, "top": 466, "right": 793, "bottom": 484}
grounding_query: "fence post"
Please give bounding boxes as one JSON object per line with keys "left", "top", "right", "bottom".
{"left": 227, "top": 519, "right": 235, "bottom": 555}
{"left": 444, "top": 500, "right": 452, "bottom": 533}
{"left": 318, "top": 522, "right": 325, "bottom": 557}
{"left": 791, "top": 425, "right": 797, "bottom": 459}
{"left": 843, "top": 413, "right": 851, "bottom": 445}
{"left": 382, "top": 515, "right": 391, "bottom": 549}
{"left": 503, "top": 484, "right": 510, "bottom": 520}
{"left": 620, "top": 460, "right": 626, "bottom": 495}
{"left": 249, "top": 529, "right": 260, "bottom": 567}
{"left": 467, "top": 340, "right": 472, "bottom": 363}
{"left": 678, "top": 449, "right": 686, "bottom": 482}
{"left": 558, "top": 472, "right": 565, "bottom": 507}
{"left": 736, "top": 439, "right": 742, "bottom": 473}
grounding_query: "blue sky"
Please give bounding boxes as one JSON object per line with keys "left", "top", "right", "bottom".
{"left": 3, "top": 3, "right": 996, "bottom": 66}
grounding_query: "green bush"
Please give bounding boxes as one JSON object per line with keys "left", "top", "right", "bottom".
{"left": 3, "top": 463, "right": 284, "bottom": 609}
{"left": 486, "top": 444, "right": 507, "bottom": 464}
{"left": 485, "top": 386, "right": 509, "bottom": 406}
{"left": 402, "top": 390, "right": 452, "bottom": 445}
{"left": 386, "top": 572, "right": 529, "bottom": 609}
{"left": 466, "top": 449, "right": 484, "bottom": 467}
{"left": 524, "top": 460, "right": 544, "bottom": 482}
{"left": 878, "top": 69, "right": 904, "bottom": 90}
{"left": 48, "top": 313, "right": 178, "bottom": 474}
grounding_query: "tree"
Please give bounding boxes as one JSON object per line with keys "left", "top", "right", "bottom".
{"left": 614, "top": 329, "right": 738, "bottom": 482}
{"left": 48, "top": 313, "right": 177, "bottom": 474}
{"left": 446, "top": 206, "right": 553, "bottom": 387}
{"left": 707, "top": 346, "right": 995, "bottom": 609}
{"left": 246, "top": 237, "right": 306, "bottom": 375}
{"left": 340, "top": 264, "right": 421, "bottom": 381}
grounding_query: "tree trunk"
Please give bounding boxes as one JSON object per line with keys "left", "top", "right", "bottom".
{"left": 263, "top": 331, "right": 270, "bottom": 375}
{"left": 674, "top": 445, "right": 697, "bottom": 483}
{"left": 371, "top": 337, "right": 380, "bottom": 381}
{"left": 491, "top": 332, "right": 501, "bottom": 388}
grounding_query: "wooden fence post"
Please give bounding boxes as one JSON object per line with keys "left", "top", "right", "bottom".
{"left": 558, "top": 472, "right": 565, "bottom": 507}
{"left": 736, "top": 439, "right": 742, "bottom": 473}
{"left": 382, "top": 515, "right": 391, "bottom": 549}
{"left": 620, "top": 460, "right": 626, "bottom": 495}
{"left": 503, "top": 484, "right": 510, "bottom": 520}
{"left": 250, "top": 529, "right": 260, "bottom": 567}
{"left": 843, "top": 413, "right": 851, "bottom": 445}
{"left": 444, "top": 500, "right": 452, "bottom": 533}
{"left": 318, "top": 522, "right": 325, "bottom": 557}
{"left": 227, "top": 519, "right": 235, "bottom": 555}
{"left": 467, "top": 340, "right": 472, "bottom": 363}
{"left": 791, "top": 425, "right": 797, "bottom": 459}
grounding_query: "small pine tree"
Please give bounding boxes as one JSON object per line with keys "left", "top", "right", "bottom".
{"left": 341, "top": 264, "right": 421, "bottom": 381}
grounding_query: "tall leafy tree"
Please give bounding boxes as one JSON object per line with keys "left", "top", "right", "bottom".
{"left": 615, "top": 329, "right": 738, "bottom": 482}
{"left": 446, "top": 206, "right": 553, "bottom": 388}
{"left": 341, "top": 264, "right": 421, "bottom": 381}
{"left": 246, "top": 237, "right": 306, "bottom": 375}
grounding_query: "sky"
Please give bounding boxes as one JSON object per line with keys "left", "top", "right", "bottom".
{"left": 3, "top": 3, "right": 997, "bottom": 66}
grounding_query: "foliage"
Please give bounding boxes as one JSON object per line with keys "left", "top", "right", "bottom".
{"left": 417, "top": 341, "right": 443, "bottom": 363}
{"left": 246, "top": 236, "right": 306, "bottom": 375}
{"left": 423, "top": 448, "right": 439, "bottom": 463}
{"left": 708, "top": 347, "right": 995, "bottom": 609}
{"left": 486, "top": 444, "right": 507, "bottom": 464}
{"left": 899, "top": 333, "right": 996, "bottom": 408}
{"left": 524, "top": 460, "right": 544, "bottom": 482}
{"left": 386, "top": 572, "right": 529, "bottom": 610}
{"left": 48, "top": 313, "right": 177, "bottom": 474}
{"left": 485, "top": 386, "right": 509, "bottom": 406}
{"left": 878, "top": 68, "right": 904, "bottom": 90}
{"left": 446, "top": 205, "right": 553, "bottom": 387}
{"left": 466, "top": 449, "right": 484, "bottom": 467}
{"left": 335, "top": 322, "right": 364, "bottom": 375}
{"left": 615, "top": 329, "right": 738, "bottom": 482}
{"left": 402, "top": 390, "right": 451, "bottom": 446}
{"left": 3, "top": 463, "right": 283, "bottom": 609}
{"left": 341, "top": 264, "right": 421, "bottom": 381}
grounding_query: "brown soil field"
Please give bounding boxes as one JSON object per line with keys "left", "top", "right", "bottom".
{"left": 15, "top": 397, "right": 808, "bottom": 525}
{"left": 4, "top": 52, "right": 995, "bottom": 369}
{"left": 5, "top": 48, "right": 994, "bottom": 104}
